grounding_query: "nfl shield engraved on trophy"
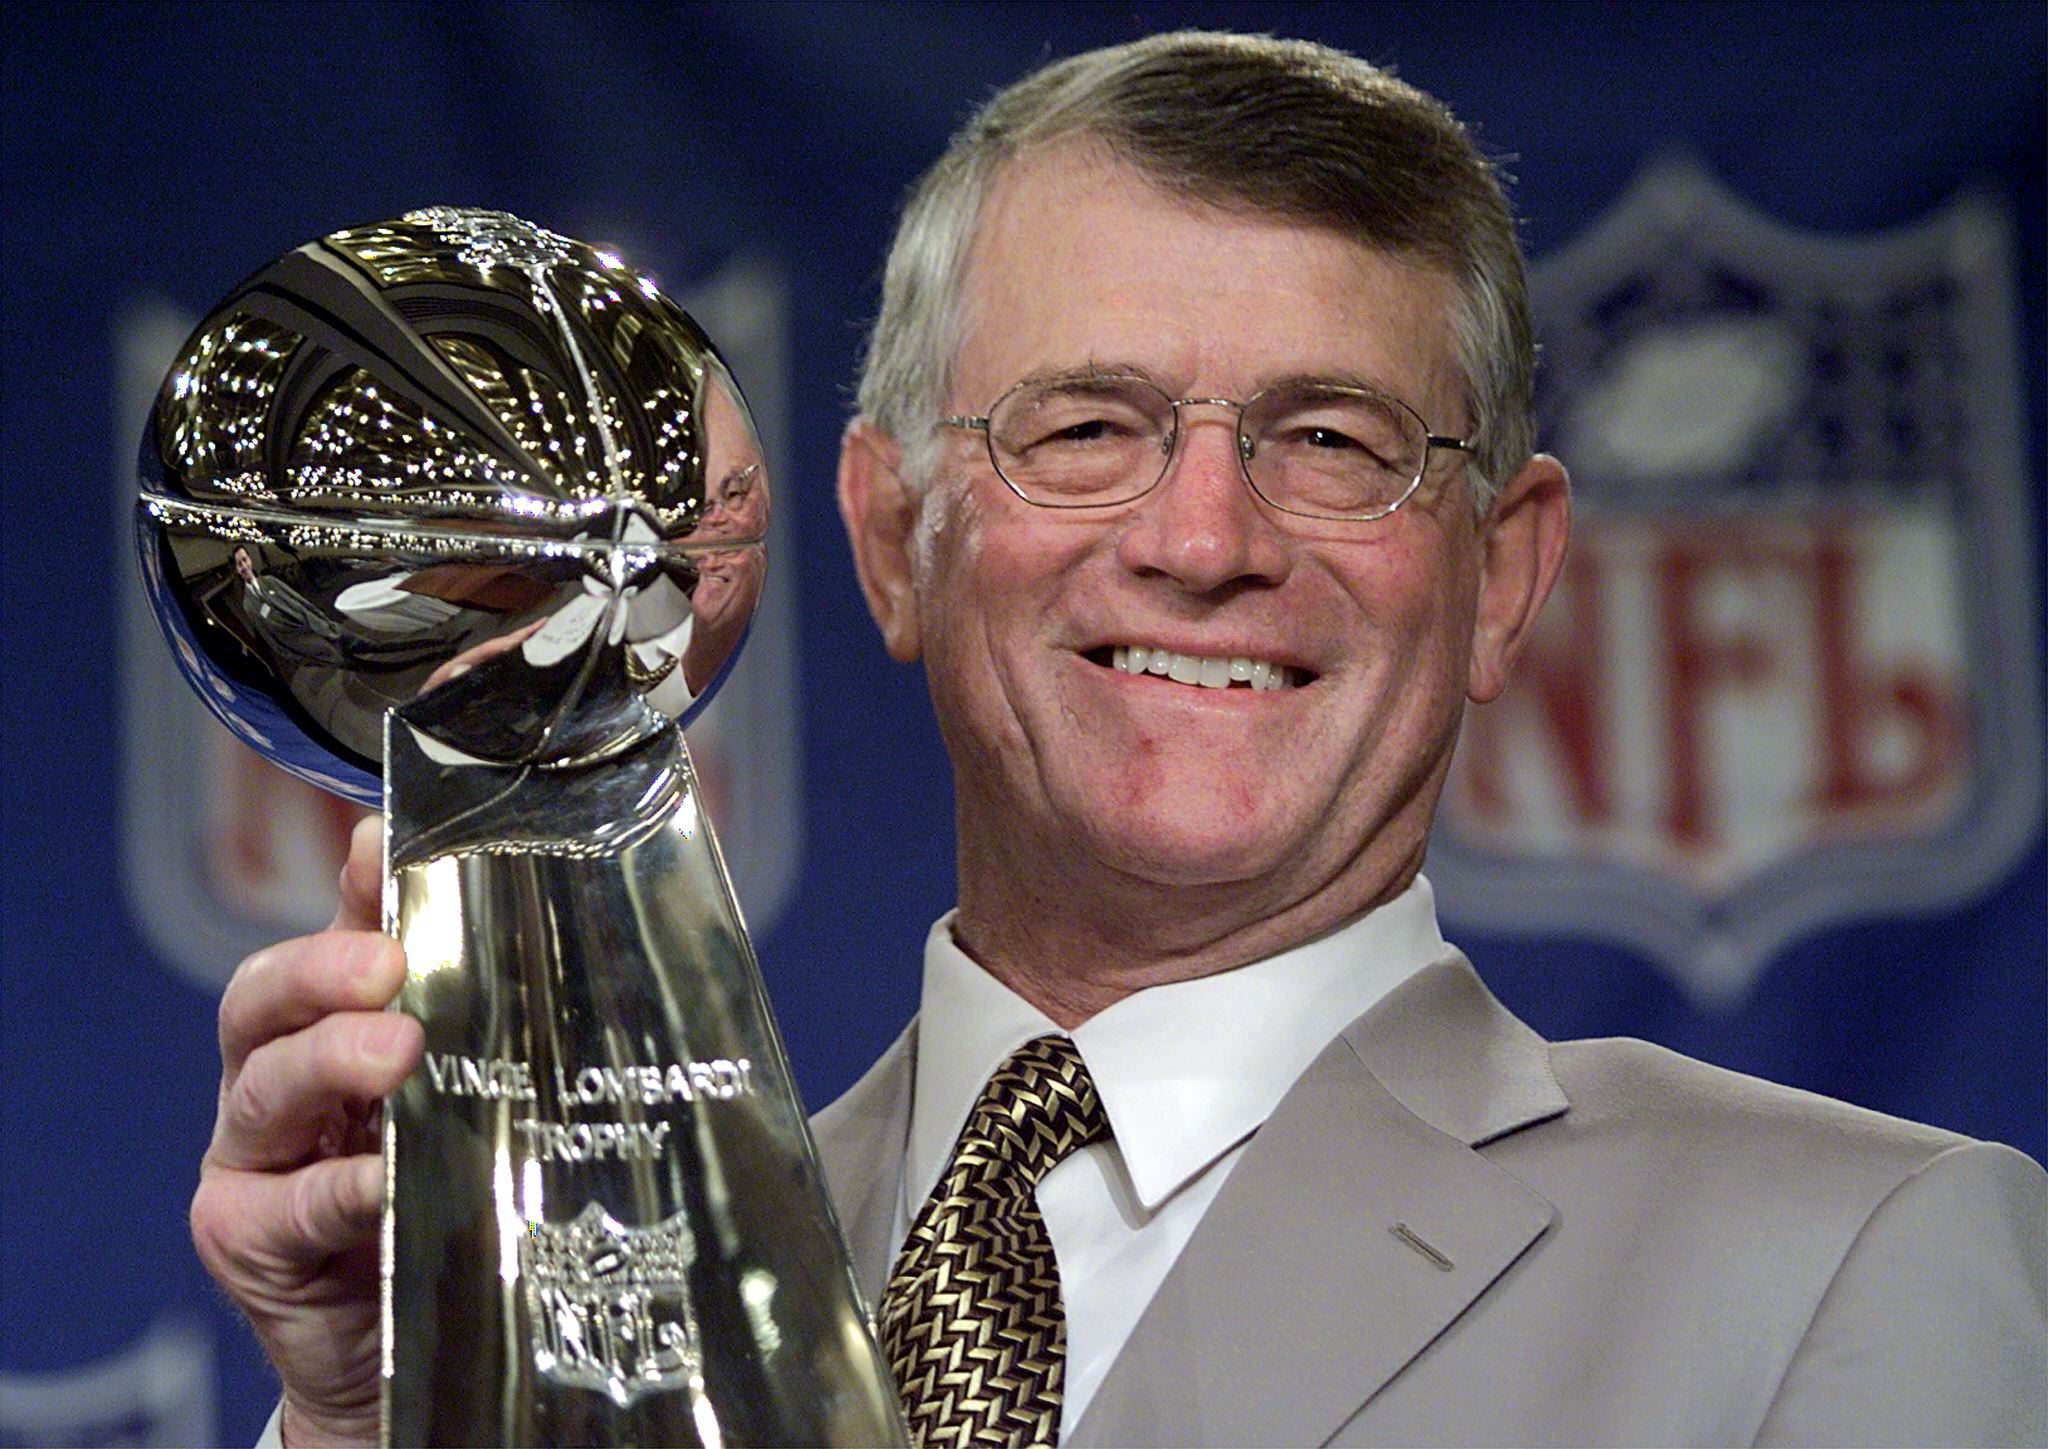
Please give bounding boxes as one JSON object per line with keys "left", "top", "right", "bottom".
{"left": 136, "top": 209, "right": 907, "bottom": 1446}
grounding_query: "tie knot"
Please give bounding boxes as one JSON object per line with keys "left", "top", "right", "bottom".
{"left": 959, "top": 1035, "right": 1109, "bottom": 1190}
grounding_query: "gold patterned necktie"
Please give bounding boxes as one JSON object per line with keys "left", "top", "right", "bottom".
{"left": 881, "top": 1034, "right": 1111, "bottom": 1448}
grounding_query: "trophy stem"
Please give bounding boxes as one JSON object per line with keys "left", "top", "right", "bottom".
{"left": 378, "top": 718, "right": 905, "bottom": 1447}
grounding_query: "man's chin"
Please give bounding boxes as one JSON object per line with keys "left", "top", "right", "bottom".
{"left": 1079, "top": 809, "right": 1318, "bottom": 895}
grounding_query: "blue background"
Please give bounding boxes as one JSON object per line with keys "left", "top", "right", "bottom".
{"left": 2, "top": 3, "right": 2042, "bottom": 1442}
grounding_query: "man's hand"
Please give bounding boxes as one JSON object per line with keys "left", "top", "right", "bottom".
{"left": 190, "top": 816, "right": 420, "bottom": 1449}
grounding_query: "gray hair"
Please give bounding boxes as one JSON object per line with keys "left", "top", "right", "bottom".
{"left": 854, "top": 29, "right": 1535, "bottom": 513}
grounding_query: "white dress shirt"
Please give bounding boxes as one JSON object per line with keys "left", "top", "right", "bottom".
{"left": 897, "top": 876, "right": 1450, "bottom": 1441}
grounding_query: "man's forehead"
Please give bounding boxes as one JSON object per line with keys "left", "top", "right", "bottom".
{"left": 955, "top": 141, "right": 1465, "bottom": 409}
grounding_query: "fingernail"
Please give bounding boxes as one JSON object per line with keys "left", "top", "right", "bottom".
{"left": 364, "top": 1014, "right": 412, "bottom": 1066}
{"left": 356, "top": 1154, "right": 385, "bottom": 1208}
{"left": 354, "top": 937, "right": 403, "bottom": 991}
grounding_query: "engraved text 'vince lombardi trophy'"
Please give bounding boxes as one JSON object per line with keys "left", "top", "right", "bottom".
{"left": 137, "top": 208, "right": 907, "bottom": 1446}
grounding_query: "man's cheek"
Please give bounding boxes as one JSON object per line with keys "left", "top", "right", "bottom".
{"left": 913, "top": 478, "right": 991, "bottom": 576}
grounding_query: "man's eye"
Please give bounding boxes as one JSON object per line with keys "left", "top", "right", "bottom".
{"left": 1051, "top": 417, "right": 1121, "bottom": 442}
{"left": 1281, "top": 423, "right": 1384, "bottom": 461}
{"left": 1016, "top": 413, "right": 1138, "bottom": 450}
{"left": 1269, "top": 418, "right": 1404, "bottom": 474}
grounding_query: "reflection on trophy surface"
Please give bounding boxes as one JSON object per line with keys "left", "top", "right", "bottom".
{"left": 137, "top": 208, "right": 906, "bottom": 1446}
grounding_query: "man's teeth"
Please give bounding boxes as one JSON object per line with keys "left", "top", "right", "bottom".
{"left": 1110, "top": 645, "right": 1299, "bottom": 690}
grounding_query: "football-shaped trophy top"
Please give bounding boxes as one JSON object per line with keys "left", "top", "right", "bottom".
{"left": 138, "top": 207, "right": 769, "bottom": 805}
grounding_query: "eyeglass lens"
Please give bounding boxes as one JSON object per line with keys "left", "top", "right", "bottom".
{"left": 985, "top": 376, "right": 1429, "bottom": 518}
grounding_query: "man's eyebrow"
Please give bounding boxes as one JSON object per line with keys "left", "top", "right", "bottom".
{"left": 1009, "top": 363, "right": 1421, "bottom": 407}
{"left": 1012, "top": 361, "right": 1168, "bottom": 389}
{"left": 1260, "top": 368, "right": 1407, "bottom": 399}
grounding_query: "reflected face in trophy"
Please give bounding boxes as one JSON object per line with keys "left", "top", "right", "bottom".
{"left": 683, "top": 548, "right": 765, "bottom": 696}
{"left": 697, "top": 376, "right": 769, "bottom": 544}
{"left": 901, "top": 141, "right": 1528, "bottom": 913}
{"left": 691, "top": 550, "right": 763, "bottom": 633}
{"left": 702, "top": 467, "right": 764, "bottom": 542}
{"left": 674, "top": 373, "right": 768, "bottom": 695}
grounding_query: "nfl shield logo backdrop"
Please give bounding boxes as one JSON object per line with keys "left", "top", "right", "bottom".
{"left": 1433, "top": 159, "right": 2042, "bottom": 1006}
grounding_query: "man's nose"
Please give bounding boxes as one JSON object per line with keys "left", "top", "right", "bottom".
{"left": 1112, "top": 412, "right": 1291, "bottom": 592}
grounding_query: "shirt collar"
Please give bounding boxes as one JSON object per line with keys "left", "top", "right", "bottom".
{"left": 906, "top": 877, "right": 1448, "bottom": 1214}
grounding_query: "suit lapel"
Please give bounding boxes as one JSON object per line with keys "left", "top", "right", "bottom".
{"left": 1070, "top": 956, "right": 1567, "bottom": 1448}
{"left": 809, "top": 1020, "right": 918, "bottom": 1307}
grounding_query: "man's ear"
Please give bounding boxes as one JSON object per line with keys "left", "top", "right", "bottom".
{"left": 1468, "top": 453, "right": 1571, "bottom": 703}
{"left": 837, "top": 419, "right": 924, "bottom": 662}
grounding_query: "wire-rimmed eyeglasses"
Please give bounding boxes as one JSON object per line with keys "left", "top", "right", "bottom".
{"left": 940, "top": 373, "right": 1473, "bottom": 522}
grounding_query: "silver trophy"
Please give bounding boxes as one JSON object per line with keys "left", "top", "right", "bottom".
{"left": 137, "top": 208, "right": 907, "bottom": 1446}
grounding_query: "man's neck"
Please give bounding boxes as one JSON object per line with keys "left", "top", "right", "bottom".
{"left": 950, "top": 838, "right": 1425, "bottom": 1028}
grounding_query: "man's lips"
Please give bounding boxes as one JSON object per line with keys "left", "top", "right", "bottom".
{"left": 1081, "top": 643, "right": 1310, "bottom": 690}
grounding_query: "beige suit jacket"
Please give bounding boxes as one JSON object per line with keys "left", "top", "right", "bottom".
{"left": 811, "top": 954, "right": 2048, "bottom": 1447}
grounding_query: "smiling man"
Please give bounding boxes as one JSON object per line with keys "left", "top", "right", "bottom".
{"left": 199, "top": 30, "right": 2045, "bottom": 1449}
{"left": 822, "top": 31, "right": 2046, "bottom": 1448}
